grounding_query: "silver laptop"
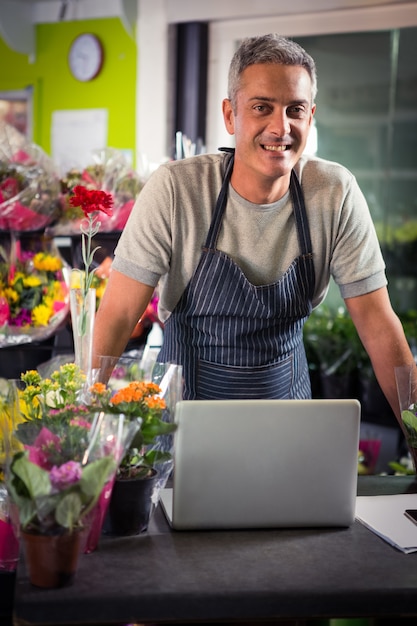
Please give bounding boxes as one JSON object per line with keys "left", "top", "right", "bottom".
{"left": 160, "top": 399, "right": 360, "bottom": 530}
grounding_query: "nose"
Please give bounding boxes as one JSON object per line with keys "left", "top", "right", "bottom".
{"left": 269, "top": 108, "right": 291, "bottom": 137}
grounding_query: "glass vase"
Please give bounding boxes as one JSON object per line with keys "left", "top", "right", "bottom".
{"left": 395, "top": 364, "right": 417, "bottom": 472}
{"left": 70, "top": 288, "right": 96, "bottom": 385}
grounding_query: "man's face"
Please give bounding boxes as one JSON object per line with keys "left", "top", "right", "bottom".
{"left": 223, "top": 63, "right": 316, "bottom": 196}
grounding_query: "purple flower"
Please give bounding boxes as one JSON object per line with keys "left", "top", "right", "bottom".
{"left": 11, "top": 309, "right": 32, "bottom": 327}
{"left": 49, "top": 461, "right": 82, "bottom": 490}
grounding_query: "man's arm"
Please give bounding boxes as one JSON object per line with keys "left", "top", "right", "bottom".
{"left": 92, "top": 269, "right": 155, "bottom": 366}
{"left": 345, "top": 286, "right": 416, "bottom": 421}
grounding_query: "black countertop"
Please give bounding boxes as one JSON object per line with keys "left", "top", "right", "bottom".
{"left": 10, "top": 475, "right": 417, "bottom": 626}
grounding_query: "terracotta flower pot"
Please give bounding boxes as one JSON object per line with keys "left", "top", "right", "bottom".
{"left": 21, "top": 529, "right": 81, "bottom": 588}
{"left": 103, "top": 469, "right": 158, "bottom": 536}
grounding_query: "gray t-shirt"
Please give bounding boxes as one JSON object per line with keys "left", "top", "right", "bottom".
{"left": 113, "top": 152, "right": 386, "bottom": 322}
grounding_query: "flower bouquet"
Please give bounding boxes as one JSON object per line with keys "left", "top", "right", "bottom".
{"left": 50, "top": 147, "right": 143, "bottom": 235}
{"left": 4, "top": 363, "right": 140, "bottom": 585}
{"left": 0, "top": 235, "right": 70, "bottom": 347}
{"left": 0, "top": 133, "right": 61, "bottom": 232}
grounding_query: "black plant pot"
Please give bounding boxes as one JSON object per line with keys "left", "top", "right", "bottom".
{"left": 103, "top": 470, "right": 158, "bottom": 536}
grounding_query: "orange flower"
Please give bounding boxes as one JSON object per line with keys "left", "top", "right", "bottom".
{"left": 144, "top": 396, "right": 166, "bottom": 411}
{"left": 90, "top": 382, "right": 107, "bottom": 395}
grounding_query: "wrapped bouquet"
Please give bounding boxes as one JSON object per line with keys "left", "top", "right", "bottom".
{"left": 0, "top": 235, "right": 70, "bottom": 347}
{"left": 0, "top": 130, "right": 61, "bottom": 232}
{"left": 51, "top": 147, "right": 143, "bottom": 235}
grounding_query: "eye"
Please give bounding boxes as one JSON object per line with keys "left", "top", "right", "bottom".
{"left": 253, "top": 103, "right": 272, "bottom": 114}
{"left": 287, "top": 105, "right": 307, "bottom": 116}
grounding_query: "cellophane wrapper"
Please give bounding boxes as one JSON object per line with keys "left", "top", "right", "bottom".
{"left": 0, "top": 379, "right": 23, "bottom": 571}
{"left": 79, "top": 411, "right": 140, "bottom": 553}
{"left": 0, "top": 128, "right": 61, "bottom": 232}
{"left": 6, "top": 397, "right": 139, "bottom": 554}
{"left": 395, "top": 364, "right": 417, "bottom": 472}
{"left": 96, "top": 356, "right": 183, "bottom": 512}
{"left": 50, "top": 147, "right": 144, "bottom": 235}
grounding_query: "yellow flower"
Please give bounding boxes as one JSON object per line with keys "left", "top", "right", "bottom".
{"left": 31, "top": 303, "right": 52, "bottom": 326}
{"left": 23, "top": 275, "right": 42, "bottom": 288}
{"left": 4, "top": 287, "right": 18, "bottom": 303}
{"left": 70, "top": 271, "right": 83, "bottom": 289}
{"left": 95, "top": 281, "right": 107, "bottom": 301}
{"left": 33, "top": 252, "right": 63, "bottom": 273}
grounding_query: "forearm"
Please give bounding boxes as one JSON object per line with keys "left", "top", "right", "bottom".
{"left": 92, "top": 270, "right": 155, "bottom": 368}
{"left": 346, "top": 288, "right": 416, "bottom": 422}
{"left": 364, "top": 315, "right": 415, "bottom": 420}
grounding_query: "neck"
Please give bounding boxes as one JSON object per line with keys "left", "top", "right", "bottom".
{"left": 230, "top": 170, "right": 291, "bottom": 204}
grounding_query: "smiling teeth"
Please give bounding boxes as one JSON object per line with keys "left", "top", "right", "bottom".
{"left": 264, "top": 145, "right": 287, "bottom": 151}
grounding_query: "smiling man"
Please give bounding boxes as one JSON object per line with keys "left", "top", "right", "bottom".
{"left": 93, "top": 34, "right": 416, "bottom": 420}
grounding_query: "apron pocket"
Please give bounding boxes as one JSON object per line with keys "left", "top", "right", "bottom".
{"left": 196, "top": 357, "right": 293, "bottom": 400}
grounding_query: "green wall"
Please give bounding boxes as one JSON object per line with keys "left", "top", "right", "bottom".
{"left": 0, "top": 18, "right": 137, "bottom": 165}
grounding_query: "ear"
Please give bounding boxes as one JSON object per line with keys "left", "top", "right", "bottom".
{"left": 222, "top": 98, "right": 235, "bottom": 135}
{"left": 310, "top": 103, "right": 316, "bottom": 125}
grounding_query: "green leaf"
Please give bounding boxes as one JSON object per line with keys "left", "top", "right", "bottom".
{"left": 402, "top": 410, "right": 417, "bottom": 447}
{"left": 80, "top": 456, "right": 116, "bottom": 501}
{"left": 402, "top": 410, "right": 417, "bottom": 431}
{"left": 11, "top": 452, "right": 51, "bottom": 500}
{"left": 144, "top": 450, "right": 172, "bottom": 466}
{"left": 388, "top": 461, "right": 415, "bottom": 475}
{"left": 141, "top": 419, "right": 176, "bottom": 445}
{"left": 55, "top": 492, "right": 83, "bottom": 530}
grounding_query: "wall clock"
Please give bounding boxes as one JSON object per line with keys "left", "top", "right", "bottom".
{"left": 68, "top": 33, "right": 104, "bottom": 82}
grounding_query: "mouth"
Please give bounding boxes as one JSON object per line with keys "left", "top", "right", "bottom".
{"left": 261, "top": 144, "right": 290, "bottom": 152}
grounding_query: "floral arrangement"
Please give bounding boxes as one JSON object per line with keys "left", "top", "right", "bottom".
{"left": 0, "top": 237, "right": 70, "bottom": 346}
{"left": 5, "top": 363, "right": 138, "bottom": 534}
{"left": 89, "top": 379, "right": 177, "bottom": 479}
{"left": 52, "top": 148, "right": 143, "bottom": 235}
{"left": 0, "top": 137, "right": 61, "bottom": 232}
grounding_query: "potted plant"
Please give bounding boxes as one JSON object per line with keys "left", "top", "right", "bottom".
{"left": 3, "top": 363, "right": 139, "bottom": 585}
{"left": 88, "top": 379, "right": 177, "bottom": 535}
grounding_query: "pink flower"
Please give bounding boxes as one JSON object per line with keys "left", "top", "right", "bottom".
{"left": 53, "top": 300, "right": 67, "bottom": 314}
{"left": 50, "top": 461, "right": 82, "bottom": 490}
{"left": 26, "top": 427, "right": 61, "bottom": 470}
{"left": 70, "top": 416, "right": 91, "bottom": 430}
{"left": 0, "top": 297, "right": 10, "bottom": 325}
{"left": 10, "top": 149, "right": 31, "bottom": 164}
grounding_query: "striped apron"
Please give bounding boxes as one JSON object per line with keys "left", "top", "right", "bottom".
{"left": 158, "top": 152, "right": 315, "bottom": 400}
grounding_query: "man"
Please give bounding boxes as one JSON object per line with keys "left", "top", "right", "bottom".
{"left": 93, "top": 33, "right": 415, "bottom": 418}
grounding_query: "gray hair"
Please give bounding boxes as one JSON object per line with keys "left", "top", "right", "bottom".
{"left": 228, "top": 34, "right": 317, "bottom": 108}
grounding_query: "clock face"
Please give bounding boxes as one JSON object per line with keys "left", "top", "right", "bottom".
{"left": 68, "top": 33, "right": 104, "bottom": 82}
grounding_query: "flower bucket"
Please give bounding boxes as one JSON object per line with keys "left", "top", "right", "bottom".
{"left": 21, "top": 529, "right": 81, "bottom": 588}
